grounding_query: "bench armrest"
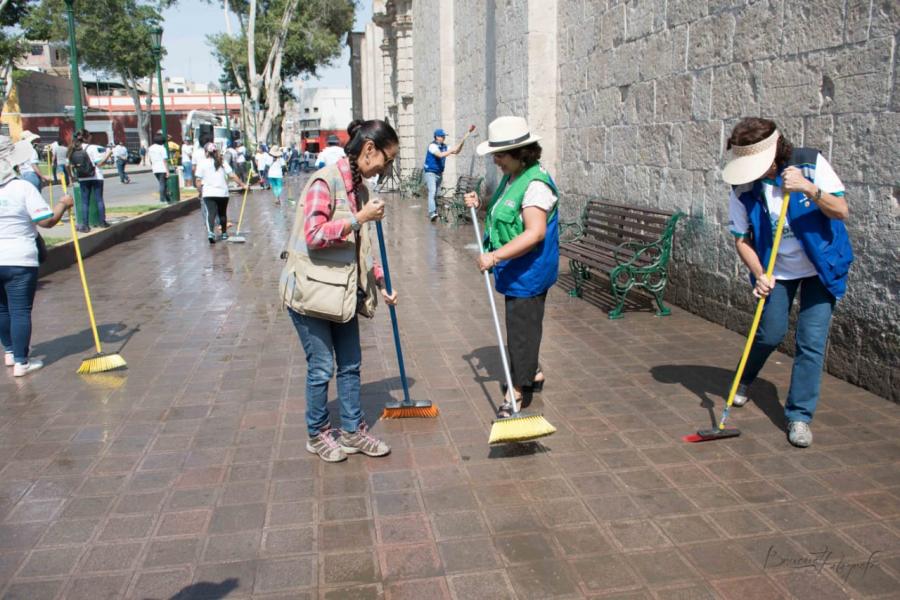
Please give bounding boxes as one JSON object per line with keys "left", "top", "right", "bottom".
{"left": 613, "top": 240, "right": 666, "bottom": 270}
{"left": 558, "top": 220, "right": 583, "bottom": 243}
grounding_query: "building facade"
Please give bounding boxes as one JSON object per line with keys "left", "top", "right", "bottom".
{"left": 356, "top": 0, "right": 899, "bottom": 401}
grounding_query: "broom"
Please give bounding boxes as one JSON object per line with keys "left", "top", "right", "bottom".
{"left": 469, "top": 206, "right": 555, "bottom": 444}
{"left": 683, "top": 191, "right": 790, "bottom": 443}
{"left": 227, "top": 164, "right": 253, "bottom": 243}
{"left": 46, "top": 148, "right": 54, "bottom": 208}
{"left": 61, "top": 177, "right": 127, "bottom": 374}
{"left": 376, "top": 220, "right": 437, "bottom": 418}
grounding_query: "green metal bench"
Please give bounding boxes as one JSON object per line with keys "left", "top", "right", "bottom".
{"left": 560, "top": 200, "right": 684, "bottom": 319}
{"left": 437, "top": 175, "right": 482, "bottom": 225}
{"left": 400, "top": 168, "right": 424, "bottom": 197}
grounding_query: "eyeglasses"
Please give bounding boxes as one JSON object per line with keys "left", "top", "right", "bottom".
{"left": 378, "top": 148, "right": 395, "bottom": 170}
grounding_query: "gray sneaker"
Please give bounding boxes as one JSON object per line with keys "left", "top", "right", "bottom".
{"left": 788, "top": 421, "right": 813, "bottom": 448}
{"left": 306, "top": 427, "right": 347, "bottom": 463}
{"left": 339, "top": 422, "right": 391, "bottom": 457}
{"left": 732, "top": 382, "right": 750, "bottom": 407}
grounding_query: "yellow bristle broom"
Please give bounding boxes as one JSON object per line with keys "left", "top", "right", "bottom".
{"left": 227, "top": 164, "right": 253, "bottom": 243}
{"left": 60, "top": 177, "right": 127, "bottom": 374}
{"left": 468, "top": 206, "right": 555, "bottom": 444}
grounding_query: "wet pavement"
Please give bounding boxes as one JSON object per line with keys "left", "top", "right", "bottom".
{"left": 1, "top": 174, "right": 898, "bottom": 599}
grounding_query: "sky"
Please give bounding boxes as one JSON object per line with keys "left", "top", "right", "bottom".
{"left": 159, "top": 0, "right": 373, "bottom": 89}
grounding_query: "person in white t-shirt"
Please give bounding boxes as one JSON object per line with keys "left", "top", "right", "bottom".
{"left": 67, "top": 130, "right": 111, "bottom": 231}
{"left": 0, "top": 136, "right": 75, "bottom": 376}
{"left": 180, "top": 139, "right": 194, "bottom": 187}
{"left": 194, "top": 142, "right": 247, "bottom": 243}
{"left": 50, "top": 137, "right": 70, "bottom": 185}
{"left": 113, "top": 141, "right": 131, "bottom": 184}
{"left": 147, "top": 133, "right": 171, "bottom": 204}
{"left": 234, "top": 143, "right": 247, "bottom": 182}
{"left": 316, "top": 135, "right": 346, "bottom": 169}
{"left": 267, "top": 147, "right": 286, "bottom": 204}
{"left": 254, "top": 146, "right": 271, "bottom": 190}
{"left": 16, "top": 131, "right": 51, "bottom": 192}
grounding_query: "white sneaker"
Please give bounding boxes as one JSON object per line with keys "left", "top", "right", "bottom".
{"left": 4, "top": 352, "right": 13, "bottom": 367}
{"left": 732, "top": 382, "right": 750, "bottom": 407}
{"left": 788, "top": 421, "right": 813, "bottom": 448}
{"left": 13, "top": 360, "right": 43, "bottom": 377}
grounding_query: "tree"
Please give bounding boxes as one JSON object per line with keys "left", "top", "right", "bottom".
{"left": 23, "top": 0, "right": 165, "bottom": 148}
{"left": 0, "top": 0, "right": 34, "bottom": 115}
{"left": 208, "top": 0, "right": 354, "bottom": 145}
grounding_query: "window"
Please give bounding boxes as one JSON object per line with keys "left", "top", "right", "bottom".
{"left": 31, "top": 45, "right": 43, "bottom": 56}
{"left": 313, "top": 107, "right": 319, "bottom": 112}
{"left": 304, "top": 108, "right": 309, "bottom": 114}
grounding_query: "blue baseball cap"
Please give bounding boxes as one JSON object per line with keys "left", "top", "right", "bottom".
{"left": 434, "top": 128, "right": 447, "bottom": 138}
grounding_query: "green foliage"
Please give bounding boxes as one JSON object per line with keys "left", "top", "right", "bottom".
{"left": 23, "top": 0, "right": 162, "bottom": 80}
{"left": 0, "top": 0, "right": 35, "bottom": 78}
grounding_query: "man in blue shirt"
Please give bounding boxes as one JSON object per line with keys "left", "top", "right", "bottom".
{"left": 423, "top": 128, "right": 464, "bottom": 222}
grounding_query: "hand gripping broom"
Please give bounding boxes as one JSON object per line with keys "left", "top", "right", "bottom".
{"left": 376, "top": 220, "right": 437, "bottom": 418}
{"left": 683, "top": 191, "right": 791, "bottom": 443}
{"left": 469, "top": 206, "right": 555, "bottom": 444}
{"left": 228, "top": 164, "right": 254, "bottom": 243}
{"left": 61, "top": 177, "right": 127, "bottom": 374}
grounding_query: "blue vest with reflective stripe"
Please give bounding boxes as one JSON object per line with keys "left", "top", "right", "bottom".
{"left": 735, "top": 148, "right": 853, "bottom": 299}
{"left": 423, "top": 142, "right": 447, "bottom": 174}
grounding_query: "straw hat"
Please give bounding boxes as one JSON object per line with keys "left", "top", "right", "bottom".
{"left": 19, "top": 130, "right": 39, "bottom": 144}
{"left": 0, "top": 136, "right": 34, "bottom": 183}
{"left": 269, "top": 148, "right": 283, "bottom": 157}
{"left": 477, "top": 116, "right": 541, "bottom": 156}
{"left": 722, "top": 129, "right": 780, "bottom": 185}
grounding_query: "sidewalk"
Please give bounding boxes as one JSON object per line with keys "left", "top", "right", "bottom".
{"left": 1, "top": 175, "right": 897, "bottom": 599}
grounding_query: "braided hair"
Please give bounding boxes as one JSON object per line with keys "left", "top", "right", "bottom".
{"left": 343, "top": 119, "right": 399, "bottom": 197}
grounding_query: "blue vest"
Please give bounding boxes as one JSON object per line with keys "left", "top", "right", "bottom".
{"left": 492, "top": 172, "right": 560, "bottom": 298}
{"left": 735, "top": 148, "right": 853, "bottom": 299}
{"left": 423, "top": 142, "right": 447, "bottom": 174}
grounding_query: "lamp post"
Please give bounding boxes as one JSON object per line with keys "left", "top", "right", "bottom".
{"left": 64, "top": 0, "right": 91, "bottom": 225}
{"left": 222, "top": 88, "right": 231, "bottom": 135}
{"left": 150, "top": 25, "right": 177, "bottom": 203}
{"left": 238, "top": 89, "right": 248, "bottom": 148}
{"left": 0, "top": 77, "right": 6, "bottom": 118}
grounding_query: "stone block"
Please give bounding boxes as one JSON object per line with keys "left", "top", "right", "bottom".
{"left": 600, "top": 3, "right": 626, "bottom": 50}
{"left": 844, "top": 0, "right": 872, "bottom": 43}
{"left": 667, "top": 0, "right": 707, "bottom": 27}
{"left": 624, "top": 81, "right": 656, "bottom": 124}
{"left": 803, "top": 115, "right": 833, "bottom": 157}
{"left": 638, "top": 125, "right": 673, "bottom": 167}
{"left": 833, "top": 112, "right": 899, "bottom": 184}
{"left": 595, "top": 86, "right": 624, "bottom": 126}
{"left": 753, "top": 56, "right": 823, "bottom": 116}
{"left": 680, "top": 122, "right": 722, "bottom": 170}
{"left": 688, "top": 12, "right": 735, "bottom": 69}
{"left": 822, "top": 38, "right": 894, "bottom": 114}
{"left": 781, "top": 0, "right": 844, "bottom": 54}
{"left": 625, "top": 0, "right": 665, "bottom": 41}
{"left": 640, "top": 27, "right": 688, "bottom": 80}
{"left": 691, "top": 68, "right": 714, "bottom": 121}
{"left": 606, "top": 125, "right": 640, "bottom": 165}
{"left": 869, "top": 0, "right": 900, "bottom": 39}
{"left": 657, "top": 74, "right": 693, "bottom": 123}
{"left": 609, "top": 40, "right": 642, "bottom": 85}
{"left": 659, "top": 168, "right": 694, "bottom": 212}
{"left": 733, "top": 0, "right": 784, "bottom": 62}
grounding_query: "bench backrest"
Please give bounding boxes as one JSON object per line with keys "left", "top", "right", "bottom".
{"left": 581, "top": 201, "right": 677, "bottom": 246}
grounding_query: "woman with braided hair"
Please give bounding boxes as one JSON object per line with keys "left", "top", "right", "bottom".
{"left": 279, "top": 119, "right": 399, "bottom": 463}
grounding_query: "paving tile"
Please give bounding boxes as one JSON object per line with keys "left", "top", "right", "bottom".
{"left": 384, "top": 576, "right": 450, "bottom": 600}
{"left": 321, "top": 550, "right": 380, "bottom": 586}
{"left": 130, "top": 567, "right": 193, "bottom": 599}
{"left": 437, "top": 538, "right": 500, "bottom": 573}
{"left": 98, "top": 514, "right": 156, "bottom": 541}
{"left": 429, "top": 510, "right": 489, "bottom": 540}
{"left": 711, "top": 576, "right": 788, "bottom": 600}
{"left": 494, "top": 532, "right": 557, "bottom": 564}
{"left": 681, "top": 540, "right": 763, "bottom": 578}
{"left": 379, "top": 542, "right": 442, "bottom": 581}
{"left": 506, "top": 559, "right": 580, "bottom": 599}
{"left": 657, "top": 514, "right": 723, "bottom": 544}
{"left": 209, "top": 502, "right": 266, "bottom": 533}
{"left": 446, "top": 570, "right": 515, "bottom": 600}
{"left": 628, "top": 549, "right": 698, "bottom": 586}
{"left": 552, "top": 524, "right": 615, "bottom": 556}
{"left": 143, "top": 537, "right": 201, "bottom": 568}
{"left": 2, "top": 579, "right": 64, "bottom": 600}
{"left": 38, "top": 518, "right": 100, "bottom": 546}
{"left": 707, "top": 509, "right": 773, "bottom": 538}
{"left": 319, "top": 520, "right": 375, "bottom": 552}
{"left": 63, "top": 574, "right": 131, "bottom": 600}
{"left": 80, "top": 542, "right": 144, "bottom": 572}
{"left": 17, "top": 545, "right": 83, "bottom": 577}
{"left": 202, "top": 531, "right": 262, "bottom": 563}
{"left": 376, "top": 513, "right": 433, "bottom": 545}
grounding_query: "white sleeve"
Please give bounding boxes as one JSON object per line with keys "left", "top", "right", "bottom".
{"left": 813, "top": 153, "right": 844, "bottom": 196}
{"left": 521, "top": 181, "right": 557, "bottom": 212}
{"left": 428, "top": 143, "right": 441, "bottom": 156}
{"left": 224, "top": 163, "right": 233, "bottom": 176}
{"left": 194, "top": 161, "right": 205, "bottom": 180}
{"left": 728, "top": 189, "right": 750, "bottom": 238}
{"left": 25, "top": 182, "right": 53, "bottom": 222}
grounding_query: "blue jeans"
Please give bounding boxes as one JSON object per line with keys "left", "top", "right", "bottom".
{"left": 156, "top": 173, "right": 171, "bottom": 203}
{"left": 53, "top": 164, "right": 70, "bottom": 185}
{"left": 0, "top": 266, "right": 39, "bottom": 363}
{"left": 21, "top": 171, "right": 42, "bottom": 191}
{"left": 78, "top": 179, "right": 106, "bottom": 226}
{"left": 116, "top": 159, "right": 130, "bottom": 183}
{"left": 741, "top": 276, "right": 835, "bottom": 424}
{"left": 289, "top": 309, "right": 364, "bottom": 436}
{"left": 424, "top": 171, "right": 442, "bottom": 216}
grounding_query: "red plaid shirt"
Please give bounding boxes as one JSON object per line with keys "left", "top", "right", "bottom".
{"left": 303, "top": 157, "right": 383, "bottom": 282}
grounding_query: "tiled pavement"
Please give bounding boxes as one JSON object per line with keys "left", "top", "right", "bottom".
{"left": 1, "top": 175, "right": 898, "bottom": 599}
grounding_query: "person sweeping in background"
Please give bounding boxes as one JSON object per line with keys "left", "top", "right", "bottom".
{"left": 423, "top": 128, "right": 465, "bottom": 222}
{"left": 195, "top": 143, "right": 247, "bottom": 244}
{"left": 464, "top": 116, "right": 558, "bottom": 421}
{"left": 279, "top": 119, "right": 399, "bottom": 463}
{"left": 267, "top": 147, "right": 286, "bottom": 205}
{"left": 722, "top": 117, "right": 852, "bottom": 448}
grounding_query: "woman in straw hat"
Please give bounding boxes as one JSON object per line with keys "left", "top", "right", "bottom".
{"left": 267, "top": 147, "right": 286, "bottom": 205}
{"left": 464, "top": 116, "right": 559, "bottom": 417}
{"left": 723, "top": 117, "right": 851, "bottom": 448}
{"left": 0, "top": 136, "right": 74, "bottom": 376}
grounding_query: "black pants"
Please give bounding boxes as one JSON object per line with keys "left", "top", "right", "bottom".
{"left": 203, "top": 196, "right": 229, "bottom": 236}
{"left": 505, "top": 292, "right": 547, "bottom": 388}
{"left": 156, "top": 172, "right": 170, "bottom": 203}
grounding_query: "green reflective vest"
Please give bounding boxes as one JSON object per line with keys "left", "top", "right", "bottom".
{"left": 484, "top": 163, "right": 558, "bottom": 251}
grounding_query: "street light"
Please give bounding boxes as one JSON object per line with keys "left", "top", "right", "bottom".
{"left": 150, "top": 25, "right": 177, "bottom": 203}
{"left": 222, "top": 88, "right": 231, "bottom": 141}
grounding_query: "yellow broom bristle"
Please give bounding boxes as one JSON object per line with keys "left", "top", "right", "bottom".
{"left": 77, "top": 353, "right": 127, "bottom": 374}
{"left": 381, "top": 406, "right": 439, "bottom": 419}
{"left": 489, "top": 414, "right": 556, "bottom": 445}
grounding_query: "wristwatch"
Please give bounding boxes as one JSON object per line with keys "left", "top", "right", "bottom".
{"left": 813, "top": 187, "right": 822, "bottom": 203}
{"left": 349, "top": 213, "right": 362, "bottom": 232}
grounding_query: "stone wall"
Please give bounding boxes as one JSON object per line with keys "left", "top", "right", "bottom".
{"left": 368, "top": 0, "right": 899, "bottom": 400}
{"left": 556, "top": 0, "right": 899, "bottom": 400}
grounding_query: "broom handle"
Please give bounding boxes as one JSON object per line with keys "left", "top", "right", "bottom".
{"left": 719, "top": 191, "right": 791, "bottom": 430}
{"left": 46, "top": 149, "right": 54, "bottom": 208}
{"left": 235, "top": 164, "right": 253, "bottom": 233}
{"left": 62, "top": 177, "right": 103, "bottom": 354}
{"left": 374, "top": 220, "right": 412, "bottom": 404}
{"left": 470, "top": 205, "right": 518, "bottom": 414}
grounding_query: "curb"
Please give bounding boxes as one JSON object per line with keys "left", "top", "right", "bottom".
{"left": 39, "top": 196, "right": 201, "bottom": 279}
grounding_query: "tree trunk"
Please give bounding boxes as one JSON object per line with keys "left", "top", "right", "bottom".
{"left": 0, "top": 62, "right": 12, "bottom": 118}
{"left": 246, "top": 0, "right": 260, "bottom": 146}
{"left": 255, "top": 0, "right": 299, "bottom": 145}
{"left": 120, "top": 68, "right": 149, "bottom": 150}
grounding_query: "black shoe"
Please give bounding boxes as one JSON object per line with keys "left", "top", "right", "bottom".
{"left": 208, "top": 235, "right": 216, "bottom": 244}
{"left": 99, "top": 222, "right": 111, "bottom": 228}
{"left": 76, "top": 225, "right": 90, "bottom": 233}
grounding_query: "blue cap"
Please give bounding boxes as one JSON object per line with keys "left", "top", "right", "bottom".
{"left": 434, "top": 128, "right": 447, "bottom": 138}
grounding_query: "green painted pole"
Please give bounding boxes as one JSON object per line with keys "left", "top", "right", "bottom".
{"left": 64, "top": 0, "right": 89, "bottom": 226}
